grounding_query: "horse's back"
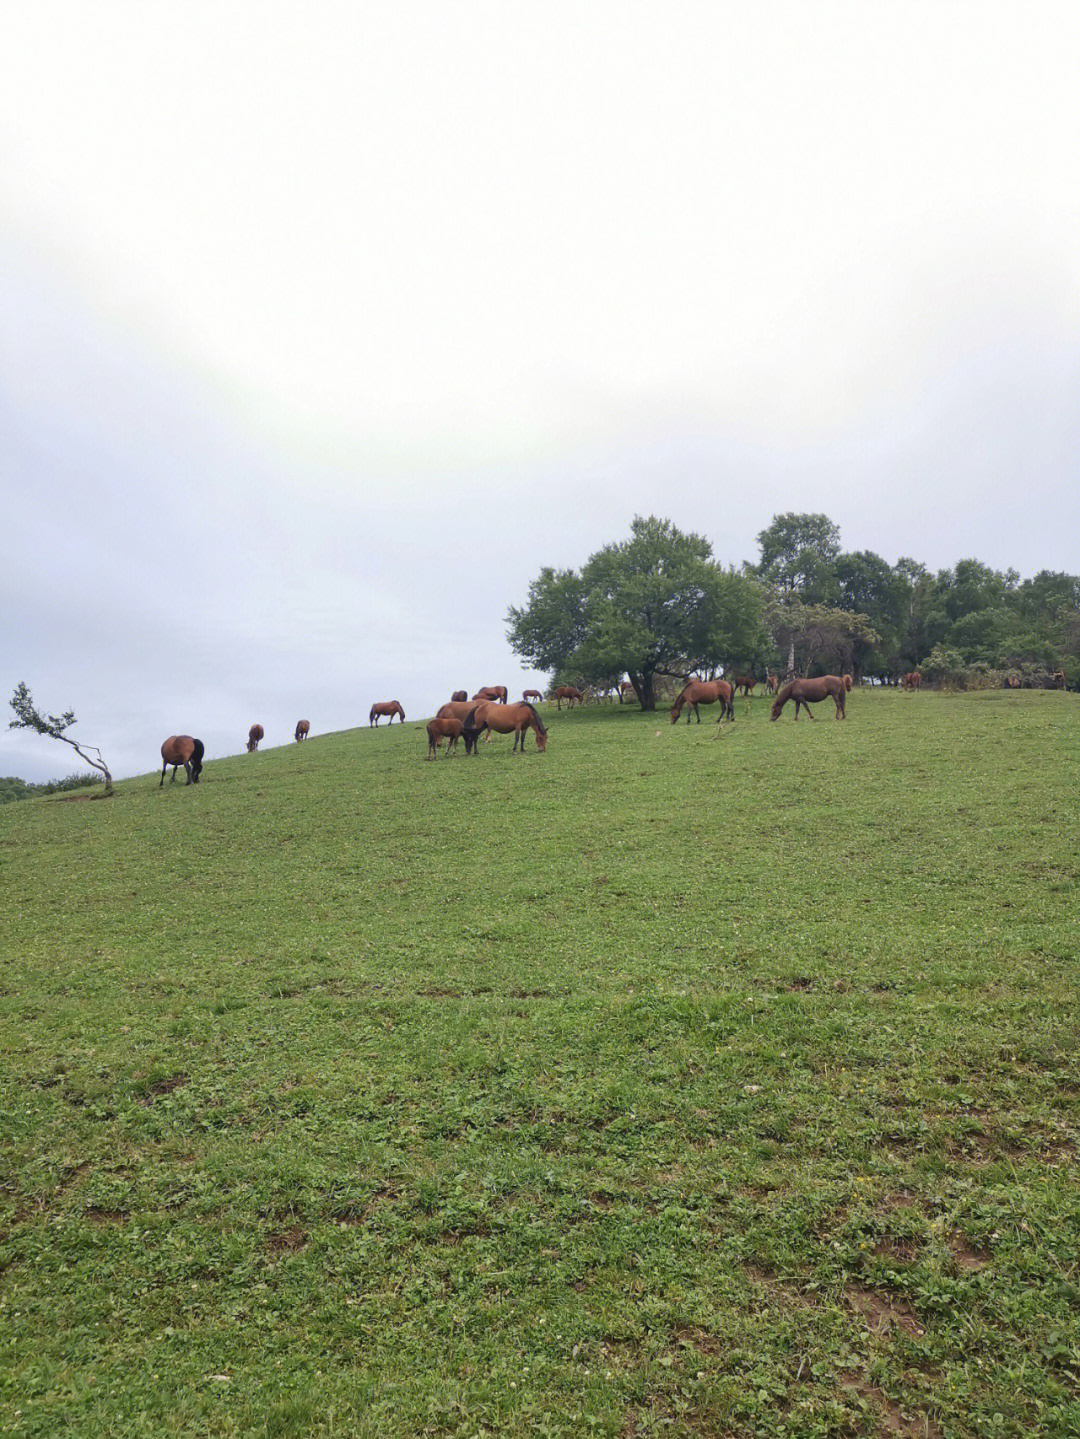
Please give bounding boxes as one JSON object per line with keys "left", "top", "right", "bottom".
{"left": 161, "top": 734, "right": 194, "bottom": 764}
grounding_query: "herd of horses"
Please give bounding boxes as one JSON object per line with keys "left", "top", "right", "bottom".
{"left": 166, "top": 659, "right": 1032, "bottom": 783}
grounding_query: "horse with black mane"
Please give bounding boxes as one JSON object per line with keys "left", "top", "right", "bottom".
{"left": 464, "top": 701, "right": 547, "bottom": 754}
{"left": 370, "top": 701, "right": 405, "bottom": 725}
{"left": 474, "top": 686, "right": 507, "bottom": 704}
{"left": 670, "top": 679, "right": 734, "bottom": 724}
{"left": 160, "top": 735, "right": 204, "bottom": 786}
{"left": 770, "top": 675, "right": 846, "bottom": 721}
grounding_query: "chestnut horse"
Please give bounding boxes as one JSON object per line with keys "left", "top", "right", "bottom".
{"left": 370, "top": 701, "right": 405, "bottom": 725}
{"left": 426, "top": 717, "right": 464, "bottom": 758}
{"left": 764, "top": 673, "right": 779, "bottom": 695}
{"left": 902, "top": 672, "right": 922, "bottom": 691}
{"left": 247, "top": 724, "right": 264, "bottom": 752}
{"left": 160, "top": 735, "right": 204, "bottom": 786}
{"left": 670, "top": 679, "right": 734, "bottom": 724}
{"left": 451, "top": 690, "right": 468, "bottom": 702}
{"left": 770, "top": 675, "right": 846, "bottom": 721}
{"left": 555, "top": 686, "right": 584, "bottom": 709}
{"left": 294, "top": 720, "right": 310, "bottom": 742}
{"left": 474, "top": 686, "right": 507, "bottom": 704}
{"left": 523, "top": 689, "right": 543, "bottom": 703}
{"left": 464, "top": 701, "right": 547, "bottom": 754}
{"left": 731, "top": 675, "right": 757, "bottom": 697}
{"left": 842, "top": 674, "right": 853, "bottom": 692}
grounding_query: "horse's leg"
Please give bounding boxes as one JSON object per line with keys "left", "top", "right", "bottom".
{"left": 160, "top": 761, "right": 167, "bottom": 787}
{"left": 183, "top": 760, "right": 192, "bottom": 784}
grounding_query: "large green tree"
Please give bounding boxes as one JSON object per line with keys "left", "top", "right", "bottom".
{"left": 507, "top": 517, "right": 766, "bottom": 710}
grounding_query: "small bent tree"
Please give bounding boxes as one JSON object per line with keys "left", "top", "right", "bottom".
{"left": 9, "top": 683, "right": 113, "bottom": 794}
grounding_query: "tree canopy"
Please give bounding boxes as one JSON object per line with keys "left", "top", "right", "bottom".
{"left": 507, "top": 517, "right": 767, "bottom": 709}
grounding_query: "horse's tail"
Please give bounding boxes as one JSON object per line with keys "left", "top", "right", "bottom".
{"left": 190, "top": 738, "right": 205, "bottom": 778}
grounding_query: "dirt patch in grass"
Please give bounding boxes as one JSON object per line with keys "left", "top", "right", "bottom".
{"left": 138, "top": 1074, "right": 189, "bottom": 1105}
{"left": 418, "top": 986, "right": 463, "bottom": 998}
{"left": 948, "top": 1231, "right": 989, "bottom": 1271}
{"left": 672, "top": 1325, "right": 724, "bottom": 1357}
{"left": 266, "top": 1225, "right": 308, "bottom": 1253}
{"left": 871, "top": 1235, "right": 921, "bottom": 1264}
{"left": 84, "top": 1207, "right": 128, "bottom": 1224}
{"left": 845, "top": 1284, "right": 925, "bottom": 1338}
{"left": 842, "top": 1377, "right": 942, "bottom": 1437}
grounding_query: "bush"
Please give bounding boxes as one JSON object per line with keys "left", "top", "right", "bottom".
{"left": 919, "top": 645, "right": 967, "bottom": 688}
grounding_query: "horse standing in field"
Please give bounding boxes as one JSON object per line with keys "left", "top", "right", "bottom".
{"left": 764, "top": 672, "right": 779, "bottom": 695}
{"left": 670, "top": 679, "right": 735, "bottom": 725}
{"left": 370, "top": 701, "right": 405, "bottom": 725}
{"left": 731, "top": 675, "right": 757, "bottom": 697}
{"left": 770, "top": 675, "right": 846, "bottom": 721}
{"left": 451, "top": 690, "right": 468, "bottom": 702}
{"left": 523, "top": 689, "right": 543, "bottom": 703}
{"left": 247, "top": 724, "right": 264, "bottom": 752}
{"left": 160, "top": 735, "right": 204, "bottom": 786}
{"left": 294, "top": 720, "right": 310, "bottom": 742}
{"left": 464, "top": 701, "right": 547, "bottom": 754}
{"left": 555, "top": 686, "right": 584, "bottom": 709}
{"left": 474, "top": 686, "right": 507, "bottom": 704}
{"left": 426, "top": 717, "right": 465, "bottom": 758}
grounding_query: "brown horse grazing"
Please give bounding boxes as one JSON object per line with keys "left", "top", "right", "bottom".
{"left": 770, "top": 675, "right": 846, "bottom": 721}
{"left": 902, "top": 672, "right": 922, "bottom": 691}
{"left": 670, "top": 679, "right": 734, "bottom": 724}
{"left": 474, "top": 686, "right": 507, "bottom": 704}
{"left": 764, "top": 672, "right": 779, "bottom": 695}
{"left": 160, "top": 735, "right": 204, "bottom": 786}
{"left": 842, "top": 674, "right": 853, "bottom": 692}
{"left": 370, "top": 701, "right": 405, "bottom": 726}
{"left": 731, "top": 675, "right": 757, "bottom": 697}
{"left": 247, "top": 724, "right": 264, "bottom": 752}
{"left": 437, "top": 701, "right": 477, "bottom": 723}
{"left": 555, "top": 685, "right": 584, "bottom": 709}
{"left": 464, "top": 701, "right": 547, "bottom": 754}
{"left": 426, "top": 717, "right": 464, "bottom": 758}
{"left": 294, "top": 720, "right": 310, "bottom": 742}
{"left": 522, "top": 689, "right": 543, "bottom": 703}
{"left": 451, "top": 690, "right": 468, "bottom": 702}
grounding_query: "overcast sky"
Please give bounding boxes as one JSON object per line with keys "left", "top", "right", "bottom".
{"left": 3, "top": 2, "right": 1078, "bottom": 781}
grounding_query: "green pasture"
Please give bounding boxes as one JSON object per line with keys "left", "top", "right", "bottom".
{"left": 2, "top": 689, "right": 1078, "bottom": 1437}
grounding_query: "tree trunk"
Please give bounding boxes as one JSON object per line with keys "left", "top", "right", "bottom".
{"left": 785, "top": 637, "right": 796, "bottom": 683}
{"left": 630, "top": 672, "right": 656, "bottom": 710}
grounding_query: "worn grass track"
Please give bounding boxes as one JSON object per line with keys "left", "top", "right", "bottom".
{"left": 2, "top": 690, "right": 1079, "bottom": 1437}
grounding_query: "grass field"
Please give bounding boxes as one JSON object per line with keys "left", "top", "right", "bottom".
{"left": 2, "top": 689, "right": 1079, "bottom": 1438}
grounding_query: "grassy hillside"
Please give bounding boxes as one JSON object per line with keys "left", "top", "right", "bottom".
{"left": 2, "top": 691, "right": 1079, "bottom": 1438}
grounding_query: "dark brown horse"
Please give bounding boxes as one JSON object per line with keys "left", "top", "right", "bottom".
{"left": 522, "top": 689, "right": 543, "bottom": 703}
{"left": 670, "top": 679, "right": 734, "bottom": 724}
{"left": 464, "top": 701, "right": 547, "bottom": 754}
{"left": 731, "top": 675, "right": 757, "bottom": 697}
{"left": 555, "top": 685, "right": 584, "bottom": 709}
{"left": 247, "top": 724, "right": 264, "bottom": 752}
{"left": 370, "top": 701, "right": 405, "bottom": 726}
{"left": 426, "top": 716, "right": 464, "bottom": 758}
{"left": 160, "top": 735, "right": 204, "bottom": 786}
{"left": 474, "top": 686, "right": 507, "bottom": 703}
{"left": 294, "top": 720, "right": 310, "bottom": 742}
{"left": 451, "top": 690, "right": 468, "bottom": 702}
{"left": 770, "top": 675, "right": 846, "bottom": 721}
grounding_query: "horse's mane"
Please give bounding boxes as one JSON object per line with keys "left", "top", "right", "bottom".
{"left": 773, "top": 681, "right": 794, "bottom": 705}
{"left": 191, "top": 738, "right": 205, "bottom": 762}
{"left": 523, "top": 702, "right": 546, "bottom": 734}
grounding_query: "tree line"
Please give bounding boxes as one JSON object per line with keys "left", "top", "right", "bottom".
{"left": 507, "top": 514, "right": 1079, "bottom": 709}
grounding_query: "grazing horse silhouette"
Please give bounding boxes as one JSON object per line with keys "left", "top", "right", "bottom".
{"left": 294, "top": 720, "right": 310, "bottom": 742}
{"left": 474, "top": 686, "right": 507, "bottom": 703}
{"left": 770, "top": 675, "right": 846, "bottom": 721}
{"left": 426, "top": 717, "right": 464, "bottom": 758}
{"left": 555, "top": 686, "right": 584, "bottom": 709}
{"left": 522, "top": 689, "right": 543, "bottom": 703}
{"left": 370, "top": 702, "right": 405, "bottom": 726}
{"left": 731, "top": 675, "right": 757, "bottom": 697}
{"left": 451, "top": 690, "right": 468, "bottom": 702}
{"left": 160, "top": 735, "right": 204, "bottom": 786}
{"left": 670, "top": 679, "right": 734, "bottom": 724}
{"left": 247, "top": 724, "right": 264, "bottom": 752}
{"left": 464, "top": 701, "right": 547, "bottom": 754}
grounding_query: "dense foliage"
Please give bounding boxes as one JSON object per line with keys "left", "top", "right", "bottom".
{"left": 0, "top": 773, "right": 104, "bottom": 805}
